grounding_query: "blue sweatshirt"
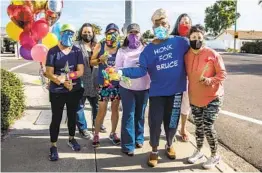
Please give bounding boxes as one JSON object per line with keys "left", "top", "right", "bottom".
{"left": 122, "top": 36, "right": 189, "bottom": 97}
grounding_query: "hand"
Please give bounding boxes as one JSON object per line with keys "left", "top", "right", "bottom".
{"left": 99, "top": 55, "right": 108, "bottom": 64}
{"left": 200, "top": 77, "right": 212, "bottom": 86}
{"left": 64, "top": 80, "right": 73, "bottom": 91}
{"left": 57, "top": 75, "right": 66, "bottom": 83}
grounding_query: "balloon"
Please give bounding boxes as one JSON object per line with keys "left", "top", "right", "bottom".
{"left": 23, "top": 0, "right": 47, "bottom": 14}
{"left": 19, "top": 46, "right": 33, "bottom": 60}
{"left": 42, "top": 33, "right": 58, "bottom": 49}
{"left": 47, "top": 0, "right": 63, "bottom": 13}
{"left": 5, "top": 21, "right": 23, "bottom": 41}
{"left": 7, "top": 4, "right": 34, "bottom": 30}
{"left": 19, "top": 31, "right": 37, "bottom": 49}
{"left": 45, "top": 0, "right": 63, "bottom": 26}
{"left": 51, "top": 22, "right": 61, "bottom": 40}
{"left": 31, "top": 44, "right": 48, "bottom": 63}
{"left": 11, "top": 0, "right": 24, "bottom": 5}
{"left": 45, "top": 10, "right": 61, "bottom": 26}
{"left": 32, "top": 19, "right": 49, "bottom": 40}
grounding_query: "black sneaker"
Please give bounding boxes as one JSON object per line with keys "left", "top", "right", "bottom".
{"left": 109, "top": 133, "right": 121, "bottom": 145}
{"left": 79, "top": 129, "right": 92, "bottom": 139}
{"left": 49, "top": 146, "right": 59, "bottom": 161}
{"left": 68, "top": 138, "right": 81, "bottom": 151}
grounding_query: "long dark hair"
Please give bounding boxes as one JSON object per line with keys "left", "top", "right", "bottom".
{"left": 77, "top": 23, "right": 97, "bottom": 48}
{"left": 170, "top": 13, "right": 192, "bottom": 36}
{"left": 122, "top": 36, "right": 146, "bottom": 48}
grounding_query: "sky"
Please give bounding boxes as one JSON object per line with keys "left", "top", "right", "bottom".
{"left": 1, "top": 0, "right": 262, "bottom": 40}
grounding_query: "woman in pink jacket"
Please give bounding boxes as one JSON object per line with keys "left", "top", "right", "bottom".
{"left": 115, "top": 23, "right": 150, "bottom": 156}
{"left": 185, "top": 24, "right": 226, "bottom": 169}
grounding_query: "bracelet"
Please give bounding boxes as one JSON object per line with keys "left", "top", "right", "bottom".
{"left": 67, "top": 71, "right": 78, "bottom": 80}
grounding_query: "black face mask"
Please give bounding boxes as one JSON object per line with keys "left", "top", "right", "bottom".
{"left": 81, "top": 34, "right": 93, "bottom": 43}
{"left": 190, "top": 40, "right": 203, "bottom": 50}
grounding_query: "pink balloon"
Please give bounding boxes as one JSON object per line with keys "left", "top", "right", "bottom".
{"left": 32, "top": 20, "right": 49, "bottom": 40}
{"left": 31, "top": 44, "right": 48, "bottom": 63}
{"left": 19, "top": 31, "right": 37, "bottom": 50}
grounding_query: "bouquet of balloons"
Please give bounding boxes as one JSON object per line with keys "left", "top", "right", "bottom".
{"left": 102, "top": 67, "right": 131, "bottom": 87}
{"left": 6, "top": 0, "right": 63, "bottom": 63}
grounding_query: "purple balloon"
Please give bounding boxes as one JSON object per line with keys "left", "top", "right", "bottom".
{"left": 20, "top": 46, "right": 33, "bottom": 60}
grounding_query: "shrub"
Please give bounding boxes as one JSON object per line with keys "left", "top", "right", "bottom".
{"left": 1, "top": 69, "right": 25, "bottom": 130}
{"left": 241, "top": 41, "right": 262, "bottom": 54}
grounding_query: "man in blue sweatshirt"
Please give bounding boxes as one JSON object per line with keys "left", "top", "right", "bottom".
{"left": 118, "top": 8, "right": 189, "bottom": 167}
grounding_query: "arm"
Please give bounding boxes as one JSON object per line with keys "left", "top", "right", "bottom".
{"left": 90, "top": 43, "right": 101, "bottom": 66}
{"left": 121, "top": 51, "right": 148, "bottom": 79}
{"left": 203, "top": 54, "right": 227, "bottom": 86}
{"left": 115, "top": 49, "right": 124, "bottom": 70}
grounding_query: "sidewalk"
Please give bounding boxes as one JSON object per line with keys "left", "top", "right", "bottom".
{"left": 1, "top": 73, "right": 234, "bottom": 172}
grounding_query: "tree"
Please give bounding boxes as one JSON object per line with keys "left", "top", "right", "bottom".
{"left": 204, "top": 0, "right": 240, "bottom": 36}
{"left": 92, "top": 24, "right": 102, "bottom": 35}
{"left": 142, "top": 30, "right": 155, "bottom": 39}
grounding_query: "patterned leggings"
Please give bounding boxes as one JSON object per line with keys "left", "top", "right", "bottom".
{"left": 191, "top": 97, "right": 223, "bottom": 156}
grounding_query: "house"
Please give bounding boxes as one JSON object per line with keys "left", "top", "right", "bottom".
{"left": 214, "top": 30, "right": 262, "bottom": 50}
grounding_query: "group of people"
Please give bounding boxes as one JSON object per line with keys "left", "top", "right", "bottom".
{"left": 44, "top": 8, "right": 226, "bottom": 170}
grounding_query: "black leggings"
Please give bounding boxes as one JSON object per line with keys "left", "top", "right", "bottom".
{"left": 49, "top": 89, "right": 83, "bottom": 143}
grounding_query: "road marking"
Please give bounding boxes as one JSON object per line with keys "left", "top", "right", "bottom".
{"left": 8, "top": 62, "right": 34, "bottom": 72}
{"left": 220, "top": 110, "right": 262, "bottom": 126}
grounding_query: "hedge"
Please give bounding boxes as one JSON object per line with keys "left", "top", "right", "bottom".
{"left": 241, "top": 41, "right": 262, "bottom": 54}
{"left": 1, "top": 69, "right": 25, "bottom": 130}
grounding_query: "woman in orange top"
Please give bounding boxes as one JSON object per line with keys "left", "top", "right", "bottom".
{"left": 184, "top": 24, "right": 226, "bottom": 169}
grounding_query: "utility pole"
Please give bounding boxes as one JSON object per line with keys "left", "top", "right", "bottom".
{"left": 122, "top": 0, "right": 133, "bottom": 36}
{"left": 233, "top": 0, "right": 238, "bottom": 51}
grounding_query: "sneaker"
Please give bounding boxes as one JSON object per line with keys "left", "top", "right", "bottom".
{"left": 165, "top": 144, "right": 176, "bottom": 160}
{"left": 100, "top": 124, "right": 107, "bottom": 133}
{"left": 68, "top": 138, "right": 81, "bottom": 151}
{"left": 188, "top": 150, "right": 204, "bottom": 164}
{"left": 202, "top": 155, "right": 220, "bottom": 169}
{"left": 92, "top": 134, "right": 100, "bottom": 147}
{"left": 147, "top": 152, "right": 159, "bottom": 167}
{"left": 79, "top": 129, "right": 93, "bottom": 139}
{"left": 49, "top": 146, "right": 59, "bottom": 161}
{"left": 135, "top": 143, "right": 143, "bottom": 149}
{"left": 109, "top": 133, "right": 121, "bottom": 145}
{"left": 122, "top": 150, "right": 134, "bottom": 157}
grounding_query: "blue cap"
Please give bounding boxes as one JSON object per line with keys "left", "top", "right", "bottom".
{"left": 105, "top": 23, "right": 119, "bottom": 33}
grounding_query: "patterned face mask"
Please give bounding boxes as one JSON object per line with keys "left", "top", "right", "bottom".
{"left": 61, "top": 30, "right": 74, "bottom": 47}
{"left": 105, "top": 32, "right": 119, "bottom": 48}
{"left": 153, "top": 26, "right": 168, "bottom": 40}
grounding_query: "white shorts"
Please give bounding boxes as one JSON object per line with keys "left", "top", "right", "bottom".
{"left": 181, "top": 91, "right": 191, "bottom": 115}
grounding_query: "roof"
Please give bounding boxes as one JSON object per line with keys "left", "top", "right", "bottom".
{"left": 219, "top": 30, "right": 262, "bottom": 40}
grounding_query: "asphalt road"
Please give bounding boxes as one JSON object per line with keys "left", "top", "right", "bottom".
{"left": 1, "top": 53, "right": 262, "bottom": 171}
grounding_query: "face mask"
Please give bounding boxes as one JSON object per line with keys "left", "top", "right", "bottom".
{"left": 105, "top": 32, "right": 119, "bottom": 48}
{"left": 61, "top": 31, "right": 74, "bottom": 47}
{"left": 128, "top": 34, "right": 140, "bottom": 49}
{"left": 153, "top": 26, "right": 168, "bottom": 40}
{"left": 81, "top": 34, "right": 93, "bottom": 43}
{"left": 178, "top": 24, "right": 190, "bottom": 37}
{"left": 190, "top": 40, "right": 203, "bottom": 50}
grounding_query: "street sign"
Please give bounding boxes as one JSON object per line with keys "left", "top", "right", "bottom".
{"left": 234, "top": 31, "right": 239, "bottom": 39}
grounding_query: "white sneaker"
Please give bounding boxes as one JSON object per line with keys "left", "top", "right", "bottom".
{"left": 188, "top": 150, "right": 204, "bottom": 164}
{"left": 202, "top": 155, "right": 220, "bottom": 169}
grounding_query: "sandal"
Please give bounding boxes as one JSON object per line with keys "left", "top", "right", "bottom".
{"left": 180, "top": 131, "right": 189, "bottom": 142}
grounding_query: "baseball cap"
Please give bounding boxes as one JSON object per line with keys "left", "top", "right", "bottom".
{"left": 151, "top": 8, "right": 168, "bottom": 24}
{"left": 60, "top": 24, "right": 76, "bottom": 33}
{"left": 105, "top": 23, "right": 119, "bottom": 33}
{"left": 127, "top": 23, "right": 140, "bottom": 33}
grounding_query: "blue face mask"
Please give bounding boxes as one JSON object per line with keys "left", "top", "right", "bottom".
{"left": 154, "top": 26, "right": 168, "bottom": 40}
{"left": 61, "top": 30, "right": 74, "bottom": 47}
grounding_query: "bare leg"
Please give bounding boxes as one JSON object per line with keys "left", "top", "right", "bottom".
{"left": 95, "top": 101, "right": 108, "bottom": 135}
{"left": 111, "top": 99, "right": 120, "bottom": 133}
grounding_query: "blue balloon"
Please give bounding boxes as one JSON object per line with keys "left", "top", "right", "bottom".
{"left": 52, "top": 22, "right": 62, "bottom": 40}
